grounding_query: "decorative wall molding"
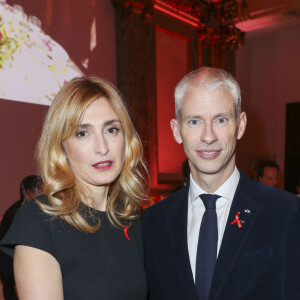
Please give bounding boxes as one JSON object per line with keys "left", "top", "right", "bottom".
{"left": 236, "top": 0, "right": 300, "bottom": 31}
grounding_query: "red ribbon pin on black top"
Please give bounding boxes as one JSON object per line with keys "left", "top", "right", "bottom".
{"left": 124, "top": 227, "right": 130, "bottom": 240}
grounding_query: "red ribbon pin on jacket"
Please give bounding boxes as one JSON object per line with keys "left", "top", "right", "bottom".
{"left": 231, "top": 212, "right": 242, "bottom": 228}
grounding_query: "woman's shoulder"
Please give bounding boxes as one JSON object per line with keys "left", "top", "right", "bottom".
{"left": 0, "top": 194, "right": 59, "bottom": 259}
{"left": 9, "top": 194, "right": 64, "bottom": 239}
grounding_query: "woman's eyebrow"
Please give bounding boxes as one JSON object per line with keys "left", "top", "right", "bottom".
{"left": 103, "top": 119, "right": 121, "bottom": 126}
{"left": 78, "top": 123, "right": 93, "bottom": 129}
{"left": 78, "top": 119, "right": 121, "bottom": 128}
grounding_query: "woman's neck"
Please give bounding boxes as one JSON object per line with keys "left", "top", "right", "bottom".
{"left": 85, "top": 184, "right": 109, "bottom": 211}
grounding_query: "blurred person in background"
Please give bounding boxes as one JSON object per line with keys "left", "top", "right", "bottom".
{"left": 257, "top": 160, "right": 279, "bottom": 188}
{"left": 171, "top": 159, "right": 191, "bottom": 194}
{"left": 296, "top": 178, "right": 300, "bottom": 197}
{"left": 181, "top": 159, "right": 191, "bottom": 186}
{"left": 0, "top": 175, "right": 43, "bottom": 300}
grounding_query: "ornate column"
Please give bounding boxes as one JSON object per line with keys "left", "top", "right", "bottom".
{"left": 160, "top": 0, "right": 246, "bottom": 75}
{"left": 111, "top": 1, "right": 156, "bottom": 161}
{"left": 198, "top": 0, "right": 246, "bottom": 75}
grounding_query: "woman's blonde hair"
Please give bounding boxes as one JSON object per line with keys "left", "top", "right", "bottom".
{"left": 36, "top": 76, "right": 149, "bottom": 233}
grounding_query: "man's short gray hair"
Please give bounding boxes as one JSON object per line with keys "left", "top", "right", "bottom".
{"left": 174, "top": 67, "right": 241, "bottom": 120}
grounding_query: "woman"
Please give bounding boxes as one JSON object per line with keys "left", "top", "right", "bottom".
{"left": 0, "top": 77, "right": 149, "bottom": 299}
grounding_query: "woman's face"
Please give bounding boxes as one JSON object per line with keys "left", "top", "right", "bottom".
{"left": 63, "top": 98, "right": 125, "bottom": 193}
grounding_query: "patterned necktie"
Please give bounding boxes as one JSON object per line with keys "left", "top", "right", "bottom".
{"left": 195, "top": 194, "right": 221, "bottom": 300}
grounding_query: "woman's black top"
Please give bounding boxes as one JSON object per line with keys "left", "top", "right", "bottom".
{"left": 0, "top": 195, "right": 147, "bottom": 300}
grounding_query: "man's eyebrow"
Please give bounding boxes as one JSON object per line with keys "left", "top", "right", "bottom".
{"left": 183, "top": 112, "right": 233, "bottom": 120}
{"left": 183, "top": 115, "right": 202, "bottom": 120}
{"left": 214, "top": 113, "right": 233, "bottom": 118}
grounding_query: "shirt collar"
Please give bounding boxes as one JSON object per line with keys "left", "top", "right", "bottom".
{"left": 189, "top": 167, "right": 240, "bottom": 203}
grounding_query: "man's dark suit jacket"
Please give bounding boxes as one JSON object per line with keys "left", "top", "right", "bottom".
{"left": 142, "top": 172, "right": 300, "bottom": 300}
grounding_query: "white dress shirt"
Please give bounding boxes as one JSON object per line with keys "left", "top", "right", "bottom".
{"left": 187, "top": 167, "right": 240, "bottom": 281}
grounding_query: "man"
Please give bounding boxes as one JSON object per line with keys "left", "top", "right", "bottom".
{"left": 0, "top": 175, "right": 43, "bottom": 300}
{"left": 172, "top": 159, "right": 190, "bottom": 194}
{"left": 181, "top": 159, "right": 190, "bottom": 186}
{"left": 257, "top": 160, "right": 279, "bottom": 187}
{"left": 297, "top": 178, "right": 300, "bottom": 197}
{"left": 142, "top": 67, "right": 300, "bottom": 300}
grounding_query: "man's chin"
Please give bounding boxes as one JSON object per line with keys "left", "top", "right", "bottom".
{"left": 193, "top": 165, "right": 223, "bottom": 176}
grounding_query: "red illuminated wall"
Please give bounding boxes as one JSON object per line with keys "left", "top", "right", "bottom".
{"left": 156, "top": 27, "right": 187, "bottom": 176}
{"left": 0, "top": 100, "right": 49, "bottom": 213}
{"left": 235, "top": 20, "right": 300, "bottom": 187}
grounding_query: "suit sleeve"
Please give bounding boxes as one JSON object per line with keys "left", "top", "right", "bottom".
{"left": 142, "top": 206, "right": 163, "bottom": 299}
{"left": 282, "top": 200, "right": 300, "bottom": 299}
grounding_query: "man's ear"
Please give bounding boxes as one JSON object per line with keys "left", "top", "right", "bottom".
{"left": 170, "top": 119, "right": 182, "bottom": 144}
{"left": 237, "top": 112, "right": 247, "bottom": 140}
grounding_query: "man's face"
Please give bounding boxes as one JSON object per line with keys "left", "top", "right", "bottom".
{"left": 258, "top": 167, "right": 279, "bottom": 187}
{"left": 171, "top": 87, "right": 246, "bottom": 184}
{"left": 25, "top": 181, "right": 43, "bottom": 201}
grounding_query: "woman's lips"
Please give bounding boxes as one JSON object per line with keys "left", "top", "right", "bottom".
{"left": 92, "top": 161, "right": 113, "bottom": 171}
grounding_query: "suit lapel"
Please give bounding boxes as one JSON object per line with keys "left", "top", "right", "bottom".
{"left": 167, "top": 185, "right": 199, "bottom": 299}
{"left": 209, "top": 174, "right": 262, "bottom": 300}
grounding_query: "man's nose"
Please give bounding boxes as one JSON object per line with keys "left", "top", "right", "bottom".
{"left": 200, "top": 123, "right": 217, "bottom": 144}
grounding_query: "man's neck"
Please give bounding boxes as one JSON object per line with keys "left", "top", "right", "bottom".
{"left": 192, "top": 165, "right": 236, "bottom": 193}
